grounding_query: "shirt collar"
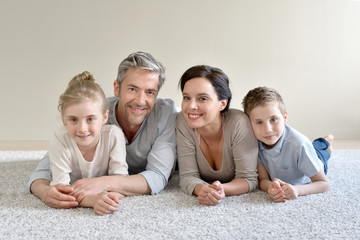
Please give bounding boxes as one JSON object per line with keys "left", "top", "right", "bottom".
{"left": 259, "top": 125, "right": 288, "bottom": 156}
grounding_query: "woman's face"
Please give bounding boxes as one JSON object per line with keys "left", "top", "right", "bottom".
{"left": 181, "top": 77, "right": 227, "bottom": 129}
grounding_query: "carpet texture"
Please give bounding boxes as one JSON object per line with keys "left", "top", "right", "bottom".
{"left": 0, "top": 150, "right": 359, "bottom": 239}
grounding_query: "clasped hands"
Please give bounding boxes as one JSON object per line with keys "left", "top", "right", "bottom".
{"left": 41, "top": 177, "right": 123, "bottom": 215}
{"left": 198, "top": 181, "right": 225, "bottom": 206}
{"left": 267, "top": 178, "right": 299, "bottom": 202}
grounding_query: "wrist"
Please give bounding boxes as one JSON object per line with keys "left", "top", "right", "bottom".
{"left": 193, "top": 183, "right": 206, "bottom": 196}
{"left": 79, "top": 194, "right": 97, "bottom": 208}
{"left": 101, "top": 176, "right": 112, "bottom": 192}
{"left": 31, "top": 179, "right": 50, "bottom": 200}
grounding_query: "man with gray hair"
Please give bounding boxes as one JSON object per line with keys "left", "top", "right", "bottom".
{"left": 27, "top": 52, "right": 177, "bottom": 210}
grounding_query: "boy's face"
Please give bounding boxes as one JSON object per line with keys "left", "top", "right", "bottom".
{"left": 248, "top": 102, "right": 287, "bottom": 149}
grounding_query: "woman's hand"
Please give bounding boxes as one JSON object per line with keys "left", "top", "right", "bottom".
{"left": 207, "top": 181, "right": 225, "bottom": 205}
{"left": 197, "top": 181, "right": 225, "bottom": 206}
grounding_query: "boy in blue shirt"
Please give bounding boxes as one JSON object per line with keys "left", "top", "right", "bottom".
{"left": 242, "top": 86, "right": 333, "bottom": 202}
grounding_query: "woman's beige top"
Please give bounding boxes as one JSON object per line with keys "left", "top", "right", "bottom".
{"left": 176, "top": 109, "right": 258, "bottom": 195}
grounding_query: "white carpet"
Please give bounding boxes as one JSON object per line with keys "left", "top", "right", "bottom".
{"left": 0, "top": 150, "right": 359, "bottom": 240}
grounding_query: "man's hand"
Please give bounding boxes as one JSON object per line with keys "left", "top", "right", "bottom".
{"left": 71, "top": 177, "right": 108, "bottom": 202}
{"left": 31, "top": 179, "right": 78, "bottom": 208}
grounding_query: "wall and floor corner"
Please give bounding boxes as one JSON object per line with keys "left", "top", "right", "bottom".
{"left": 1, "top": 0, "right": 359, "bottom": 142}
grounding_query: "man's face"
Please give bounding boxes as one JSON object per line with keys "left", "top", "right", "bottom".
{"left": 114, "top": 68, "right": 159, "bottom": 130}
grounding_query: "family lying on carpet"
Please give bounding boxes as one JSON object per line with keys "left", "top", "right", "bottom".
{"left": 26, "top": 52, "right": 334, "bottom": 215}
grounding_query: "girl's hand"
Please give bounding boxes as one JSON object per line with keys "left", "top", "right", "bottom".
{"left": 93, "top": 192, "right": 123, "bottom": 216}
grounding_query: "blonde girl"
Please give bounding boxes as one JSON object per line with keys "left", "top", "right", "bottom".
{"left": 49, "top": 71, "right": 128, "bottom": 215}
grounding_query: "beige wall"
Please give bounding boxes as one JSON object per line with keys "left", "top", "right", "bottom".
{"left": 1, "top": 0, "right": 359, "bottom": 141}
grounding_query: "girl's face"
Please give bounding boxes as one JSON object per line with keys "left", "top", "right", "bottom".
{"left": 248, "top": 102, "right": 287, "bottom": 149}
{"left": 63, "top": 100, "right": 109, "bottom": 151}
{"left": 181, "top": 77, "right": 227, "bottom": 130}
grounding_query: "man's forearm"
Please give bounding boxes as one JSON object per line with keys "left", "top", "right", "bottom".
{"left": 106, "top": 174, "right": 151, "bottom": 196}
{"left": 30, "top": 179, "right": 50, "bottom": 200}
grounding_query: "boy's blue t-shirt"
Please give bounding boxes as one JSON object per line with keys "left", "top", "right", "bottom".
{"left": 258, "top": 125, "right": 323, "bottom": 185}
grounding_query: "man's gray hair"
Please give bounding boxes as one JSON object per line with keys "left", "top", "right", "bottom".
{"left": 116, "top": 51, "right": 165, "bottom": 90}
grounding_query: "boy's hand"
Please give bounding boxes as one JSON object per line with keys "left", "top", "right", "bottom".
{"left": 280, "top": 182, "right": 299, "bottom": 200}
{"left": 268, "top": 179, "right": 286, "bottom": 202}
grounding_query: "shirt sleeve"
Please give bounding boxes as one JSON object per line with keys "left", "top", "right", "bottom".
{"left": 26, "top": 152, "right": 52, "bottom": 193}
{"left": 176, "top": 113, "right": 208, "bottom": 195}
{"left": 139, "top": 100, "right": 178, "bottom": 195}
{"left": 231, "top": 113, "right": 259, "bottom": 192}
{"left": 48, "top": 132, "right": 72, "bottom": 186}
{"left": 108, "top": 126, "right": 128, "bottom": 176}
{"left": 298, "top": 141, "right": 322, "bottom": 178}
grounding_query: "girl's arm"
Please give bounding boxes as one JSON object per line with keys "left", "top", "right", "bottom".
{"left": 79, "top": 192, "right": 125, "bottom": 216}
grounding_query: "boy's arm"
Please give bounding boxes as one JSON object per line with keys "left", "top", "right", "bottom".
{"left": 292, "top": 170, "right": 330, "bottom": 197}
{"left": 258, "top": 163, "right": 285, "bottom": 202}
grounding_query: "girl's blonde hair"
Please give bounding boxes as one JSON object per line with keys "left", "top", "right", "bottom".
{"left": 58, "top": 71, "right": 107, "bottom": 118}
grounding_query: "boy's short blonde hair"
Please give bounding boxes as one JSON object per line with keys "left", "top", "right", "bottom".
{"left": 242, "top": 86, "right": 286, "bottom": 116}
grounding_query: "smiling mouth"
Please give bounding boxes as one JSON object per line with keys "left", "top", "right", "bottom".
{"left": 264, "top": 135, "right": 275, "bottom": 140}
{"left": 188, "top": 113, "right": 202, "bottom": 120}
{"left": 77, "top": 134, "right": 90, "bottom": 139}
{"left": 129, "top": 105, "right": 147, "bottom": 115}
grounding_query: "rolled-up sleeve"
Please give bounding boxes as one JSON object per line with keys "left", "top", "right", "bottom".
{"left": 176, "top": 113, "right": 208, "bottom": 195}
{"left": 26, "top": 153, "right": 52, "bottom": 193}
{"left": 232, "top": 115, "right": 259, "bottom": 192}
{"left": 140, "top": 100, "right": 177, "bottom": 195}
